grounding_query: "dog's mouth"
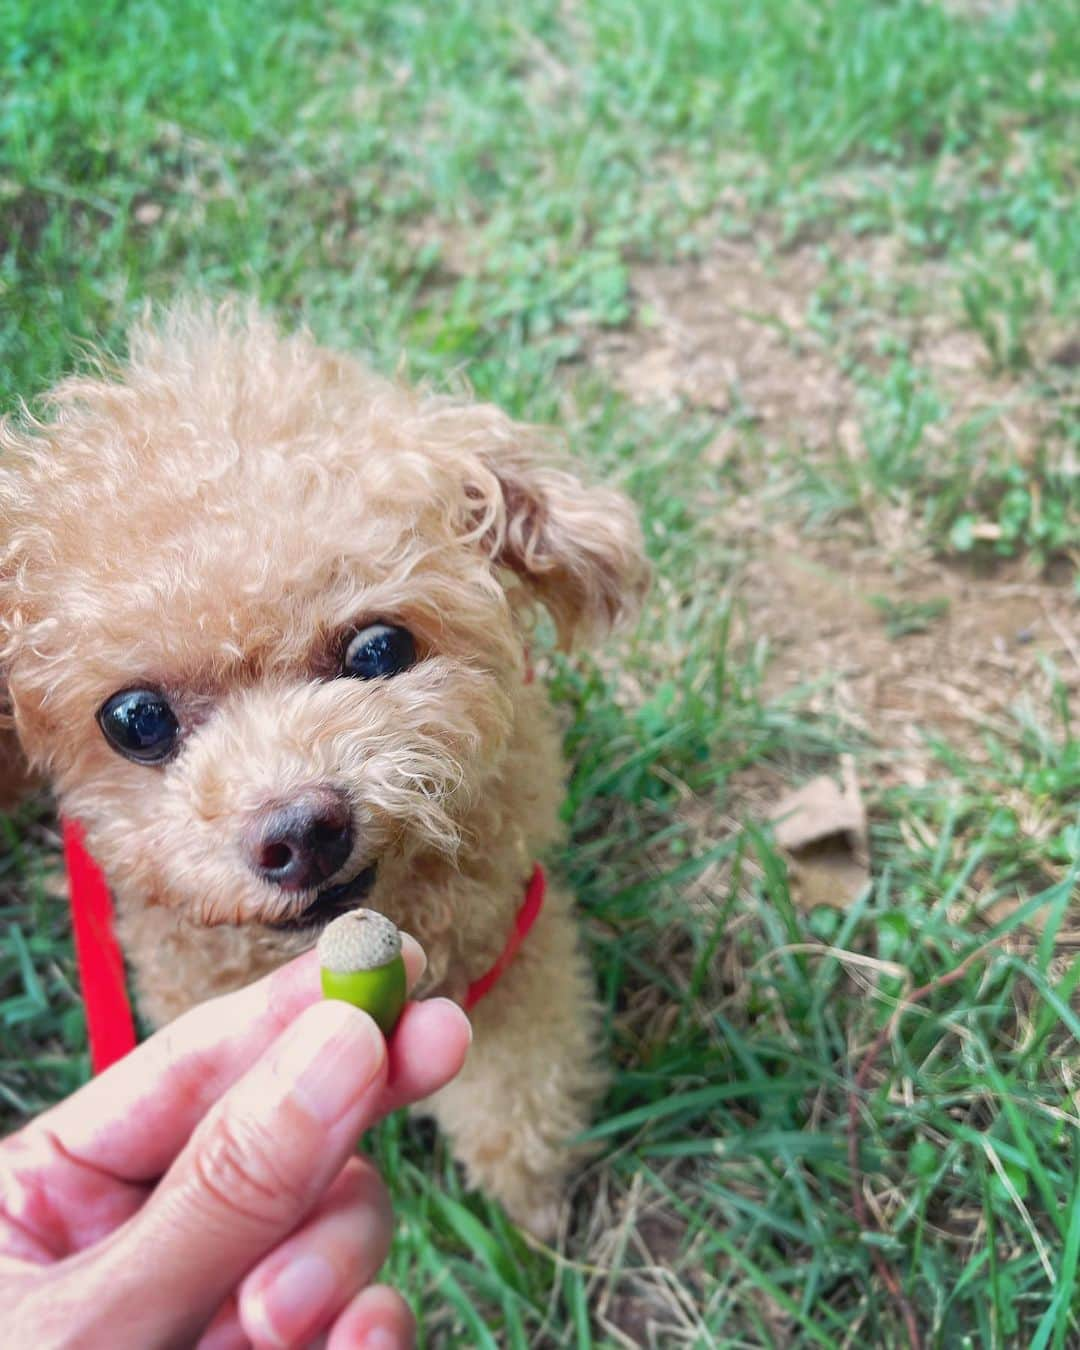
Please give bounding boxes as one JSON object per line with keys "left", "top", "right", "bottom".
{"left": 269, "top": 863, "right": 377, "bottom": 933}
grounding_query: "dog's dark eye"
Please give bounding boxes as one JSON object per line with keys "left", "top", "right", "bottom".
{"left": 342, "top": 624, "right": 416, "bottom": 681}
{"left": 97, "top": 689, "right": 180, "bottom": 764}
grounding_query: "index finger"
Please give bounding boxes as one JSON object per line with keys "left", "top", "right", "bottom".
{"left": 21, "top": 934, "right": 427, "bottom": 1182}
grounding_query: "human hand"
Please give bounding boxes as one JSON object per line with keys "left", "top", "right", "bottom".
{"left": 0, "top": 939, "right": 471, "bottom": 1349}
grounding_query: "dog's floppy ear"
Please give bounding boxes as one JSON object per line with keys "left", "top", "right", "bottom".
{"left": 464, "top": 426, "right": 649, "bottom": 649}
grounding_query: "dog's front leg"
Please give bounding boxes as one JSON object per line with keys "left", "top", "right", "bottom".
{"left": 420, "top": 885, "right": 605, "bottom": 1240}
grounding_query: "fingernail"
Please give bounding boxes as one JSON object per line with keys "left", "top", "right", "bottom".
{"left": 274, "top": 1001, "right": 385, "bottom": 1127}
{"left": 246, "top": 1253, "right": 337, "bottom": 1348}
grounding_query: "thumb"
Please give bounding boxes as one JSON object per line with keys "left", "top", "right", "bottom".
{"left": 82, "top": 1000, "right": 388, "bottom": 1347}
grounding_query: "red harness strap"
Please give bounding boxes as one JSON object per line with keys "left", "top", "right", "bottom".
{"left": 463, "top": 863, "right": 546, "bottom": 1011}
{"left": 62, "top": 819, "right": 138, "bottom": 1075}
{"left": 64, "top": 821, "right": 546, "bottom": 1073}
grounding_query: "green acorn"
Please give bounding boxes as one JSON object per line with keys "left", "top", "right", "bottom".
{"left": 318, "top": 909, "right": 407, "bottom": 1035}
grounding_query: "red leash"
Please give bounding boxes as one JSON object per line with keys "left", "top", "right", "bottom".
{"left": 64, "top": 820, "right": 546, "bottom": 1073}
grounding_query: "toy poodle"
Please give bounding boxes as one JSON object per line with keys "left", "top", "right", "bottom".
{"left": 0, "top": 303, "right": 647, "bottom": 1237}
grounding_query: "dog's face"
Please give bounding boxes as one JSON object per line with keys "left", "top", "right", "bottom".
{"left": 0, "top": 305, "right": 645, "bottom": 935}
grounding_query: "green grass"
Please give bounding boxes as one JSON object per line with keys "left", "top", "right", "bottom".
{"left": 3, "top": 1, "right": 1079, "bottom": 1344}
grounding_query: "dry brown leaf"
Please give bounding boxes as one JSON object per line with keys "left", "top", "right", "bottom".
{"left": 768, "top": 758, "right": 870, "bottom": 910}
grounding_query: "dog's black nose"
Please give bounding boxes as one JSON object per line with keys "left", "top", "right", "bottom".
{"left": 245, "top": 787, "right": 353, "bottom": 891}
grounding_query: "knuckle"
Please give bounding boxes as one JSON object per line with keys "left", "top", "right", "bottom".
{"left": 190, "top": 1108, "right": 307, "bottom": 1228}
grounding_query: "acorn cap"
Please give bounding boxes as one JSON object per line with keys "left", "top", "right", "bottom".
{"left": 317, "top": 908, "right": 402, "bottom": 974}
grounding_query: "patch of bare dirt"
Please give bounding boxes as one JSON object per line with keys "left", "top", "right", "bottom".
{"left": 595, "top": 233, "right": 1076, "bottom": 776}
{"left": 592, "top": 239, "right": 849, "bottom": 445}
{"left": 594, "top": 231, "right": 1061, "bottom": 483}
{"left": 739, "top": 537, "right": 1078, "bottom": 783}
